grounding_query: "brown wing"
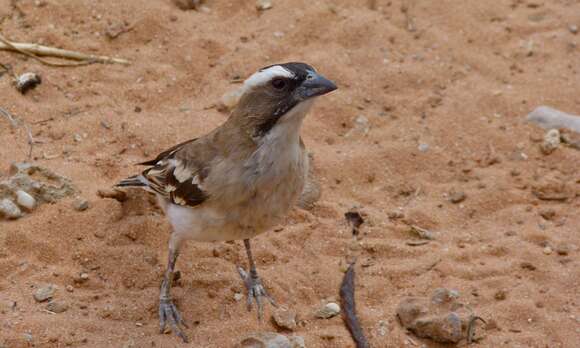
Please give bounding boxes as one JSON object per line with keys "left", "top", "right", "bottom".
{"left": 140, "top": 139, "right": 209, "bottom": 207}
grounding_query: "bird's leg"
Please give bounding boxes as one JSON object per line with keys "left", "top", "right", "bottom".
{"left": 159, "top": 246, "right": 189, "bottom": 342}
{"left": 237, "top": 239, "right": 277, "bottom": 319}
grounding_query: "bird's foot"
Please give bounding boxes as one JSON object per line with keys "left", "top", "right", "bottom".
{"left": 159, "top": 297, "right": 189, "bottom": 343}
{"left": 237, "top": 266, "right": 277, "bottom": 320}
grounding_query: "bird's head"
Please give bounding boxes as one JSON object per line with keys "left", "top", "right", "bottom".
{"left": 233, "top": 62, "right": 337, "bottom": 138}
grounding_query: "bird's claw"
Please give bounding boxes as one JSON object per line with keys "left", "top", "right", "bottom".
{"left": 159, "top": 298, "right": 189, "bottom": 343}
{"left": 237, "top": 266, "right": 277, "bottom": 320}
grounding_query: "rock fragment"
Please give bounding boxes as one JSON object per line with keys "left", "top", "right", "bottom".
{"left": 72, "top": 198, "right": 90, "bottom": 212}
{"left": 15, "top": 72, "right": 42, "bottom": 94}
{"left": 238, "top": 332, "right": 292, "bottom": 348}
{"left": 540, "top": 129, "right": 560, "bottom": 154}
{"left": 33, "top": 285, "right": 56, "bottom": 302}
{"left": 272, "top": 307, "right": 297, "bottom": 331}
{"left": 555, "top": 243, "right": 570, "bottom": 256}
{"left": 256, "top": 0, "right": 273, "bottom": 11}
{"left": 526, "top": 106, "right": 580, "bottom": 133}
{"left": 172, "top": 0, "right": 202, "bottom": 10}
{"left": 0, "top": 198, "right": 22, "bottom": 219}
{"left": 46, "top": 300, "right": 69, "bottom": 313}
{"left": 449, "top": 190, "right": 466, "bottom": 204}
{"left": 315, "top": 302, "right": 340, "bottom": 319}
{"left": 397, "top": 288, "right": 483, "bottom": 344}
{"left": 345, "top": 115, "right": 370, "bottom": 137}
{"left": 15, "top": 190, "right": 36, "bottom": 211}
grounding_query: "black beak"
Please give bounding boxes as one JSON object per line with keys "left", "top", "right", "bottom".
{"left": 298, "top": 71, "right": 337, "bottom": 100}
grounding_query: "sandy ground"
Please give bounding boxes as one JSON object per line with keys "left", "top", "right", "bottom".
{"left": 1, "top": 0, "right": 579, "bottom": 347}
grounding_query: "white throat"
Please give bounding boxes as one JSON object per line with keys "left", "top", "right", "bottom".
{"left": 260, "top": 99, "right": 314, "bottom": 145}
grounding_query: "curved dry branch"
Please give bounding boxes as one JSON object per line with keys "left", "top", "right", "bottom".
{"left": 0, "top": 34, "right": 130, "bottom": 66}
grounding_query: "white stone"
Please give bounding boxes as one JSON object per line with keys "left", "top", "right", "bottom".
{"left": 16, "top": 190, "right": 36, "bottom": 211}
{"left": 0, "top": 199, "right": 22, "bottom": 219}
{"left": 315, "top": 302, "right": 340, "bottom": 319}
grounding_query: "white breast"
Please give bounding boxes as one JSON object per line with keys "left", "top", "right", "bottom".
{"left": 163, "top": 100, "right": 313, "bottom": 242}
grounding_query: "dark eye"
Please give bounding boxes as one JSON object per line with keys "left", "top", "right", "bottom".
{"left": 271, "top": 78, "right": 286, "bottom": 90}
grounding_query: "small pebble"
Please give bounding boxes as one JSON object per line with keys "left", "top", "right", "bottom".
{"left": 33, "top": 284, "right": 56, "bottom": 302}
{"left": 239, "top": 332, "right": 291, "bottom": 348}
{"left": 539, "top": 208, "right": 556, "bottom": 220}
{"left": 345, "top": 115, "right": 371, "bottom": 137}
{"left": 555, "top": 243, "right": 570, "bottom": 256}
{"left": 66, "top": 285, "right": 74, "bottom": 292}
{"left": 272, "top": 307, "right": 297, "bottom": 331}
{"left": 540, "top": 129, "right": 560, "bottom": 154}
{"left": 234, "top": 293, "right": 244, "bottom": 302}
{"left": 15, "top": 72, "right": 42, "bottom": 94}
{"left": 256, "top": 0, "right": 273, "bottom": 11}
{"left": 16, "top": 190, "right": 36, "bottom": 211}
{"left": 172, "top": 0, "right": 201, "bottom": 10}
{"left": 543, "top": 246, "right": 553, "bottom": 255}
{"left": 520, "top": 262, "right": 536, "bottom": 271}
{"left": 449, "top": 191, "right": 466, "bottom": 204}
{"left": 74, "top": 272, "right": 89, "bottom": 284}
{"left": 0, "top": 198, "right": 23, "bottom": 219}
{"left": 418, "top": 143, "right": 430, "bottom": 152}
{"left": 46, "top": 300, "right": 69, "bottom": 313}
{"left": 72, "top": 198, "right": 90, "bottom": 212}
{"left": 569, "top": 24, "right": 578, "bottom": 34}
{"left": 315, "top": 302, "right": 340, "bottom": 319}
{"left": 289, "top": 335, "right": 306, "bottom": 348}
{"left": 494, "top": 289, "right": 507, "bottom": 301}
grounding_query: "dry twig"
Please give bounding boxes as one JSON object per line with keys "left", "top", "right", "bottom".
{"left": 0, "top": 33, "right": 130, "bottom": 66}
{"left": 340, "top": 262, "right": 370, "bottom": 348}
{"left": 0, "top": 106, "right": 37, "bottom": 159}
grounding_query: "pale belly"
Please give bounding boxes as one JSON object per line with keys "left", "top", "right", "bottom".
{"left": 160, "top": 177, "right": 303, "bottom": 242}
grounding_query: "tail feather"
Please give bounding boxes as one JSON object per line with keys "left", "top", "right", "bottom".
{"left": 116, "top": 175, "right": 148, "bottom": 188}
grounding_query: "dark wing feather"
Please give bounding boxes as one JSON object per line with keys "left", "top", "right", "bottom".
{"left": 137, "top": 139, "right": 209, "bottom": 207}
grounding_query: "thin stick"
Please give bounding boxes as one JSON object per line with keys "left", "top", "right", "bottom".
{"left": 0, "top": 106, "right": 18, "bottom": 127}
{"left": 0, "top": 33, "right": 130, "bottom": 66}
{"left": 0, "top": 106, "right": 36, "bottom": 160}
{"left": 340, "top": 262, "right": 370, "bottom": 348}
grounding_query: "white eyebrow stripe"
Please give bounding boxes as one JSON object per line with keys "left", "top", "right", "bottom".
{"left": 243, "top": 65, "right": 294, "bottom": 90}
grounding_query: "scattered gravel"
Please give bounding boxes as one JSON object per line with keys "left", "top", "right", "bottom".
{"left": 1, "top": 163, "right": 76, "bottom": 218}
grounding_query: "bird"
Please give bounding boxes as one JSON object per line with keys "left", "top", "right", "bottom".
{"left": 116, "top": 62, "right": 337, "bottom": 342}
